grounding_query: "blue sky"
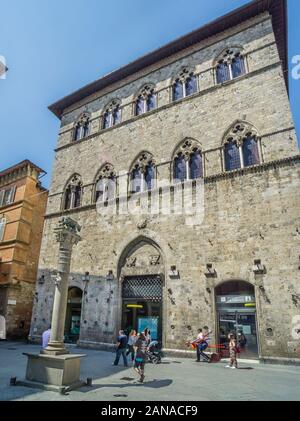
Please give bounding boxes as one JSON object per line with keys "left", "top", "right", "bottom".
{"left": 0, "top": 0, "right": 299, "bottom": 188}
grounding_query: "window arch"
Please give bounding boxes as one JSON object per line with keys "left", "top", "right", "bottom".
{"left": 94, "top": 163, "right": 117, "bottom": 203}
{"left": 130, "top": 152, "right": 156, "bottom": 194}
{"left": 215, "top": 48, "right": 246, "bottom": 84}
{"left": 173, "top": 139, "right": 203, "bottom": 182}
{"left": 172, "top": 67, "right": 197, "bottom": 101}
{"left": 73, "top": 113, "right": 91, "bottom": 141}
{"left": 135, "top": 85, "right": 157, "bottom": 116}
{"left": 223, "top": 122, "right": 261, "bottom": 172}
{"left": 63, "top": 174, "right": 83, "bottom": 210}
{"left": 102, "top": 99, "right": 121, "bottom": 129}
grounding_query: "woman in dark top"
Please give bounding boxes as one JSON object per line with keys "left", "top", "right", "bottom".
{"left": 133, "top": 332, "right": 148, "bottom": 383}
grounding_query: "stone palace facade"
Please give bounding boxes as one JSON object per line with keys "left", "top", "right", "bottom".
{"left": 29, "top": 0, "right": 300, "bottom": 363}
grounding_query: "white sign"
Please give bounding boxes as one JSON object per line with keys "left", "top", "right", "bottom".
{"left": 7, "top": 299, "right": 17, "bottom": 306}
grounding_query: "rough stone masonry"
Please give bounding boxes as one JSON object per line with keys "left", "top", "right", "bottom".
{"left": 29, "top": 1, "right": 300, "bottom": 363}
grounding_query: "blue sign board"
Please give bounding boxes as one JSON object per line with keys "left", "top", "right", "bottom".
{"left": 137, "top": 317, "right": 159, "bottom": 340}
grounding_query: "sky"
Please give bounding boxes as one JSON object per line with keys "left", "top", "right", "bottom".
{"left": 0, "top": 0, "right": 299, "bottom": 188}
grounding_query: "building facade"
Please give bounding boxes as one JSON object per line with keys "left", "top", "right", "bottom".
{"left": 29, "top": 0, "right": 300, "bottom": 362}
{"left": 0, "top": 160, "right": 48, "bottom": 338}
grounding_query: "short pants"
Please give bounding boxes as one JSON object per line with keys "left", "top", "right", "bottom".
{"left": 134, "top": 357, "right": 145, "bottom": 369}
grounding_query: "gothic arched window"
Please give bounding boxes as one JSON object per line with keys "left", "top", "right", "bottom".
{"left": 95, "top": 164, "right": 117, "bottom": 203}
{"left": 173, "top": 68, "right": 197, "bottom": 101}
{"left": 174, "top": 153, "right": 186, "bottom": 181}
{"left": 216, "top": 49, "right": 246, "bottom": 84}
{"left": 224, "top": 140, "right": 241, "bottom": 171}
{"left": 173, "top": 140, "right": 203, "bottom": 182}
{"left": 189, "top": 150, "right": 203, "bottom": 180}
{"left": 135, "top": 85, "right": 157, "bottom": 116}
{"left": 130, "top": 153, "right": 156, "bottom": 194}
{"left": 223, "top": 122, "right": 261, "bottom": 172}
{"left": 102, "top": 99, "right": 121, "bottom": 129}
{"left": 63, "top": 175, "right": 83, "bottom": 210}
{"left": 73, "top": 113, "right": 91, "bottom": 141}
{"left": 242, "top": 136, "right": 260, "bottom": 167}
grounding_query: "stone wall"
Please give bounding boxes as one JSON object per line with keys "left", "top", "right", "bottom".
{"left": 30, "top": 158, "right": 300, "bottom": 359}
{"left": 29, "top": 11, "right": 300, "bottom": 361}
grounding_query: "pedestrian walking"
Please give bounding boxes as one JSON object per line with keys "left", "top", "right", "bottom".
{"left": 126, "top": 329, "right": 137, "bottom": 362}
{"left": 113, "top": 330, "right": 128, "bottom": 367}
{"left": 225, "top": 334, "right": 239, "bottom": 369}
{"left": 187, "top": 326, "right": 212, "bottom": 362}
{"left": 133, "top": 332, "right": 148, "bottom": 383}
{"left": 42, "top": 326, "right": 51, "bottom": 349}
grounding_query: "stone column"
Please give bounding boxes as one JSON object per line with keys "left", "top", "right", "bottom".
{"left": 43, "top": 217, "right": 81, "bottom": 356}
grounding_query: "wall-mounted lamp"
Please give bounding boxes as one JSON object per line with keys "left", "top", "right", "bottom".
{"left": 204, "top": 264, "right": 217, "bottom": 278}
{"left": 106, "top": 270, "right": 114, "bottom": 281}
{"left": 253, "top": 259, "right": 266, "bottom": 275}
{"left": 82, "top": 272, "right": 90, "bottom": 294}
{"left": 38, "top": 275, "right": 45, "bottom": 285}
{"left": 169, "top": 266, "right": 179, "bottom": 279}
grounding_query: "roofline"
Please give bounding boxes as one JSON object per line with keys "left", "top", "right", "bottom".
{"left": 48, "top": 0, "right": 288, "bottom": 120}
{"left": 0, "top": 160, "right": 46, "bottom": 179}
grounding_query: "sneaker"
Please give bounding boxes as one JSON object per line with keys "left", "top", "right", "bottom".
{"left": 231, "top": 366, "right": 237, "bottom": 369}
{"left": 225, "top": 365, "right": 231, "bottom": 368}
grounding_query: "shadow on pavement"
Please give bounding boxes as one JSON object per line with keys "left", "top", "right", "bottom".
{"left": 78, "top": 378, "right": 173, "bottom": 393}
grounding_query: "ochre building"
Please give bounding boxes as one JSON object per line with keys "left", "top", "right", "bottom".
{"left": 0, "top": 160, "right": 48, "bottom": 338}
{"left": 29, "top": 0, "right": 300, "bottom": 363}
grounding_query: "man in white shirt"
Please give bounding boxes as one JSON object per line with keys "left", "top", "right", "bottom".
{"left": 42, "top": 326, "right": 51, "bottom": 349}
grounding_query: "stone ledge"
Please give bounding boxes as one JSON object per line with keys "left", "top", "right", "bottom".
{"left": 260, "top": 356, "right": 300, "bottom": 366}
{"left": 16, "top": 379, "right": 86, "bottom": 394}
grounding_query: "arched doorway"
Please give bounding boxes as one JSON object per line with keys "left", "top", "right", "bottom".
{"left": 64, "top": 287, "right": 82, "bottom": 344}
{"left": 215, "top": 280, "right": 258, "bottom": 358}
{"left": 118, "top": 238, "right": 164, "bottom": 343}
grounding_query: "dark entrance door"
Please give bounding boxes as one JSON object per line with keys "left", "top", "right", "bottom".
{"left": 122, "top": 275, "right": 163, "bottom": 342}
{"left": 65, "top": 287, "right": 82, "bottom": 344}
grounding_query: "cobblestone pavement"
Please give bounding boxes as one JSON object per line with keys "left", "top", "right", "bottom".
{"left": 0, "top": 341, "right": 299, "bottom": 401}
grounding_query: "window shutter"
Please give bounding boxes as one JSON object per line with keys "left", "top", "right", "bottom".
{"left": 8, "top": 186, "right": 16, "bottom": 204}
{"left": 0, "top": 190, "right": 4, "bottom": 207}
{"left": 0, "top": 218, "right": 6, "bottom": 242}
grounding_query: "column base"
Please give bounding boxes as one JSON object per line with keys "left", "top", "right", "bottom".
{"left": 21, "top": 352, "right": 86, "bottom": 392}
{"left": 42, "top": 341, "right": 70, "bottom": 356}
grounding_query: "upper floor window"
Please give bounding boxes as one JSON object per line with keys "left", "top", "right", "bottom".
{"left": 63, "top": 174, "right": 82, "bottom": 210}
{"left": 0, "top": 217, "right": 6, "bottom": 242}
{"left": 0, "top": 186, "right": 16, "bottom": 208}
{"left": 216, "top": 48, "right": 246, "bottom": 84}
{"left": 173, "top": 68, "right": 197, "bottom": 101}
{"left": 95, "top": 164, "right": 117, "bottom": 203}
{"left": 73, "top": 113, "right": 91, "bottom": 141}
{"left": 173, "top": 139, "right": 203, "bottom": 182}
{"left": 130, "top": 152, "right": 156, "bottom": 194}
{"left": 102, "top": 99, "right": 121, "bottom": 129}
{"left": 135, "top": 85, "right": 157, "bottom": 116}
{"left": 223, "top": 122, "right": 260, "bottom": 172}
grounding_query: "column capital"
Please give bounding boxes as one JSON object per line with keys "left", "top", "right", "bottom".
{"left": 54, "top": 217, "right": 82, "bottom": 247}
